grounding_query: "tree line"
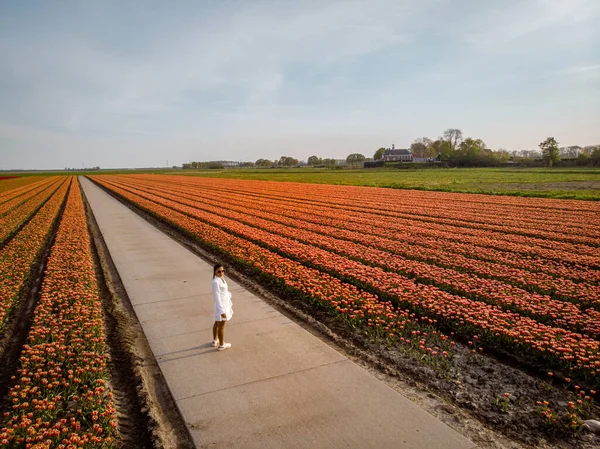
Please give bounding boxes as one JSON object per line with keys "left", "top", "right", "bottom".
{"left": 370, "top": 130, "right": 600, "bottom": 167}
{"left": 182, "top": 129, "right": 600, "bottom": 169}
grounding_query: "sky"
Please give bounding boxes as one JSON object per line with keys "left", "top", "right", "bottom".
{"left": 0, "top": 0, "right": 599, "bottom": 169}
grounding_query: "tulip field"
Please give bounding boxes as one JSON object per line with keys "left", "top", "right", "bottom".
{"left": 89, "top": 174, "right": 600, "bottom": 386}
{"left": 0, "top": 177, "right": 117, "bottom": 447}
{"left": 0, "top": 172, "right": 598, "bottom": 446}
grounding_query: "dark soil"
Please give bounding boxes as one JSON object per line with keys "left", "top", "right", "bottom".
{"left": 88, "top": 176, "right": 600, "bottom": 449}
{"left": 81, "top": 181, "right": 195, "bottom": 449}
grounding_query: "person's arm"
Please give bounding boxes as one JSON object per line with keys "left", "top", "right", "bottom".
{"left": 213, "top": 280, "right": 226, "bottom": 317}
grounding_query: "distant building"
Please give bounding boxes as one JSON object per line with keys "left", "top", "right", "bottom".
{"left": 382, "top": 144, "right": 412, "bottom": 162}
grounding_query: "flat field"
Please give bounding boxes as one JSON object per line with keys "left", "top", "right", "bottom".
{"left": 4, "top": 167, "right": 599, "bottom": 200}
{"left": 90, "top": 174, "right": 600, "bottom": 381}
{"left": 3, "top": 172, "right": 597, "bottom": 447}
{"left": 88, "top": 172, "right": 600, "bottom": 449}
{"left": 180, "top": 167, "right": 600, "bottom": 200}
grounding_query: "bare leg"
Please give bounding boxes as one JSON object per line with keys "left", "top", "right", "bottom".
{"left": 213, "top": 321, "right": 219, "bottom": 340}
{"left": 218, "top": 321, "right": 226, "bottom": 346}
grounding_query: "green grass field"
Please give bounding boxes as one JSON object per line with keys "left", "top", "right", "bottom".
{"left": 179, "top": 167, "right": 600, "bottom": 201}
{"left": 3, "top": 167, "right": 599, "bottom": 200}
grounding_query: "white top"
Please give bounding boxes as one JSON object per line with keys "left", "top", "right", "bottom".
{"left": 212, "top": 276, "right": 233, "bottom": 321}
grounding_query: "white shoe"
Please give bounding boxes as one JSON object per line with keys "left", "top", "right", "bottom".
{"left": 218, "top": 343, "right": 232, "bottom": 351}
{"left": 211, "top": 339, "right": 219, "bottom": 347}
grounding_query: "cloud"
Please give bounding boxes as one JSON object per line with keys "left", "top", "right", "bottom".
{"left": 1, "top": 0, "right": 423, "bottom": 140}
{"left": 459, "top": 0, "right": 600, "bottom": 51}
{"left": 560, "top": 64, "right": 600, "bottom": 75}
{"left": 0, "top": 122, "right": 79, "bottom": 146}
{"left": 0, "top": 0, "right": 598, "bottom": 168}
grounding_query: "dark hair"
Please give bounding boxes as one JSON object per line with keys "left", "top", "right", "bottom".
{"left": 213, "top": 263, "right": 224, "bottom": 278}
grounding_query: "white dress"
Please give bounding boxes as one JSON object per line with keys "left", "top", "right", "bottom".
{"left": 212, "top": 276, "right": 233, "bottom": 321}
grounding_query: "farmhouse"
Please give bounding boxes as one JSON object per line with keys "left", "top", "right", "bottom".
{"left": 383, "top": 144, "right": 412, "bottom": 162}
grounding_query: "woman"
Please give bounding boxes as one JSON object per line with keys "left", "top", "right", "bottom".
{"left": 212, "top": 263, "right": 233, "bottom": 351}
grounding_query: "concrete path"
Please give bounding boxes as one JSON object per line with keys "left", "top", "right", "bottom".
{"left": 80, "top": 177, "right": 477, "bottom": 449}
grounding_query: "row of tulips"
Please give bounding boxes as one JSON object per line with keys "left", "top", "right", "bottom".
{"left": 95, "top": 177, "right": 600, "bottom": 340}
{"left": 0, "top": 178, "right": 57, "bottom": 215}
{"left": 127, "top": 175, "right": 599, "bottom": 267}
{"left": 158, "top": 175, "right": 599, "bottom": 245}
{"left": 111, "top": 176, "right": 600, "bottom": 301}
{"left": 88, "top": 176, "right": 454, "bottom": 355}
{"left": 194, "top": 180, "right": 599, "bottom": 258}
{"left": 165, "top": 174, "right": 597, "bottom": 233}
{"left": 111, "top": 178, "right": 600, "bottom": 338}
{"left": 92, "top": 176, "right": 600, "bottom": 384}
{"left": 0, "top": 179, "right": 65, "bottom": 246}
{"left": 0, "top": 177, "right": 46, "bottom": 197}
{"left": 0, "top": 178, "right": 69, "bottom": 333}
{"left": 206, "top": 192, "right": 599, "bottom": 302}
{"left": 0, "top": 179, "right": 117, "bottom": 447}
{"left": 109, "top": 176, "right": 599, "bottom": 284}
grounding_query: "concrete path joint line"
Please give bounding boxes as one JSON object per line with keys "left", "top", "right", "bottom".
{"left": 176, "top": 359, "right": 348, "bottom": 402}
{"left": 136, "top": 292, "right": 211, "bottom": 306}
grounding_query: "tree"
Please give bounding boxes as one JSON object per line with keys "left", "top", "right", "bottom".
{"left": 459, "top": 138, "right": 485, "bottom": 156}
{"left": 521, "top": 149, "right": 541, "bottom": 160}
{"left": 373, "top": 147, "right": 386, "bottom": 160}
{"left": 307, "top": 155, "right": 322, "bottom": 166}
{"left": 255, "top": 158, "right": 273, "bottom": 168}
{"left": 510, "top": 149, "right": 541, "bottom": 167}
{"left": 456, "top": 137, "right": 486, "bottom": 165}
{"left": 427, "top": 139, "right": 443, "bottom": 157}
{"left": 576, "top": 152, "right": 591, "bottom": 166}
{"left": 278, "top": 156, "right": 299, "bottom": 167}
{"left": 346, "top": 153, "right": 366, "bottom": 168}
{"left": 442, "top": 129, "right": 463, "bottom": 151}
{"left": 322, "top": 158, "right": 337, "bottom": 168}
{"left": 561, "top": 145, "right": 581, "bottom": 159}
{"left": 410, "top": 137, "right": 432, "bottom": 158}
{"left": 437, "top": 140, "right": 455, "bottom": 165}
{"left": 494, "top": 149, "right": 511, "bottom": 165}
{"left": 539, "top": 137, "right": 560, "bottom": 167}
{"left": 591, "top": 146, "right": 600, "bottom": 166}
